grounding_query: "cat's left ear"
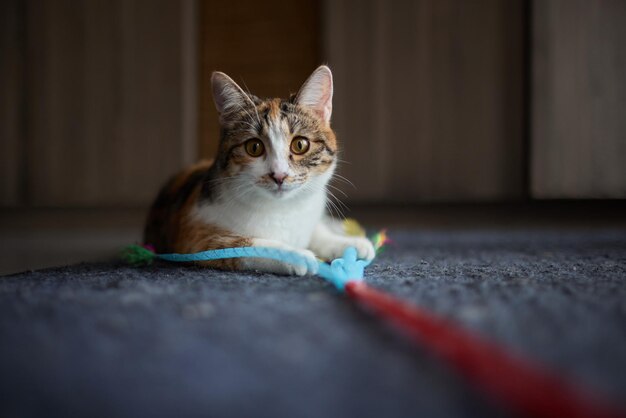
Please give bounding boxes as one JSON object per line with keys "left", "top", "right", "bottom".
{"left": 296, "top": 65, "right": 333, "bottom": 125}
{"left": 211, "top": 71, "right": 255, "bottom": 118}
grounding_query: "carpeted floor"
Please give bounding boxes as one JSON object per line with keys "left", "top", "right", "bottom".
{"left": 1, "top": 228, "right": 625, "bottom": 418}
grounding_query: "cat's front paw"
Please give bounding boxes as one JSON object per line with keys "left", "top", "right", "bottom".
{"left": 289, "top": 248, "right": 319, "bottom": 276}
{"left": 320, "top": 237, "right": 375, "bottom": 262}
{"left": 264, "top": 248, "right": 317, "bottom": 276}
{"left": 246, "top": 239, "right": 318, "bottom": 276}
{"left": 347, "top": 237, "right": 376, "bottom": 261}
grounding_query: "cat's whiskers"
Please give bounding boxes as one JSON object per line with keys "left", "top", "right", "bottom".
{"left": 326, "top": 183, "right": 348, "bottom": 199}
{"left": 326, "top": 197, "right": 344, "bottom": 221}
{"left": 220, "top": 180, "right": 254, "bottom": 208}
{"left": 204, "top": 175, "right": 247, "bottom": 199}
{"left": 312, "top": 178, "right": 350, "bottom": 214}
{"left": 204, "top": 175, "right": 239, "bottom": 187}
{"left": 334, "top": 157, "right": 352, "bottom": 166}
{"left": 327, "top": 189, "right": 349, "bottom": 214}
{"left": 302, "top": 181, "right": 346, "bottom": 221}
{"left": 326, "top": 183, "right": 351, "bottom": 213}
{"left": 302, "top": 183, "right": 333, "bottom": 219}
{"left": 325, "top": 190, "right": 347, "bottom": 220}
{"left": 332, "top": 173, "right": 356, "bottom": 189}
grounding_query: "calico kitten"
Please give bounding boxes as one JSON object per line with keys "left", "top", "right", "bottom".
{"left": 144, "top": 66, "right": 375, "bottom": 275}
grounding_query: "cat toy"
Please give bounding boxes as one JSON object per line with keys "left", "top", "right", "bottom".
{"left": 122, "top": 227, "right": 623, "bottom": 418}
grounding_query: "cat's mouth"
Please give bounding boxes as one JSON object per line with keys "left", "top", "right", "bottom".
{"left": 272, "top": 183, "right": 300, "bottom": 195}
{"left": 257, "top": 181, "right": 302, "bottom": 198}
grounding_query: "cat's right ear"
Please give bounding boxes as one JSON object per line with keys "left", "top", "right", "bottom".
{"left": 211, "top": 72, "right": 254, "bottom": 117}
{"left": 295, "top": 65, "right": 333, "bottom": 125}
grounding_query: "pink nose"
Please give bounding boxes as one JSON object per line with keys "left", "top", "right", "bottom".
{"left": 270, "top": 172, "right": 287, "bottom": 185}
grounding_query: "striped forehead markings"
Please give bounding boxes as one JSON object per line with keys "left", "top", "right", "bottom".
{"left": 267, "top": 107, "right": 289, "bottom": 151}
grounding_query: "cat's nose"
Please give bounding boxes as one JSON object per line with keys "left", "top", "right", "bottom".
{"left": 270, "top": 172, "right": 287, "bottom": 185}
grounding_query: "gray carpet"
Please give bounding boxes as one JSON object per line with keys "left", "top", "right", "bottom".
{"left": 1, "top": 229, "right": 625, "bottom": 418}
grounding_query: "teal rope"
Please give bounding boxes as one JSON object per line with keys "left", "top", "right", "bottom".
{"left": 157, "top": 247, "right": 316, "bottom": 272}
{"left": 154, "top": 246, "right": 372, "bottom": 292}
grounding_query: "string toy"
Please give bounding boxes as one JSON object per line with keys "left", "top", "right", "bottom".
{"left": 121, "top": 224, "right": 623, "bottom": 418}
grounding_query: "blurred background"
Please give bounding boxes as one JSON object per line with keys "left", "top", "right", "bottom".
{"left": 1, "top": 0, "right": 625, "bottom": 274}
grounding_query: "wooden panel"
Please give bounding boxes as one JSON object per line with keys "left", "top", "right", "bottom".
{"left": 198, "top": 0, "right": 320, "bottom": 159}
{"left": 531, "top": 0, "right": 626, "bottom": 198}
{"left": 324, "top": 0, "right": 524, "bottom": 202}
{"left": 25, "top": 0, "right": 195, "bottom": 207}
{"left": 0, "top": 0, "right": 22, "bottom": 206}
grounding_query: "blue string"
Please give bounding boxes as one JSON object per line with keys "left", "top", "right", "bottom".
{"left": 156, "top": 246, "right": 373, "bottom": 292}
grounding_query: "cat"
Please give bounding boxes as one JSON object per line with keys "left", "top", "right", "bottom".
{"left": 143, "top": 65, "right": 375, "bottom": 276}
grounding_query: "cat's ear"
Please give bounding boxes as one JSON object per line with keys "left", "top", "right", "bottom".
{"left": 211, "top": 71, "right": 254, "bottom": 117}
{"left": 295, "top": 65, "right": 333, "bottom": 125}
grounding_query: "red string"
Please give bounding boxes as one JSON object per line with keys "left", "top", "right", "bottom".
{"left": 344, "top": 281, "right": 625, "bottom": 418}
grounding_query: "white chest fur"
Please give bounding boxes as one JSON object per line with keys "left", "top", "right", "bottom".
{"left": 193, "top": 188, "right": 327, "bottom": 249}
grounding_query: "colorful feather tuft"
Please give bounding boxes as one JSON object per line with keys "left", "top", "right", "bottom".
{"left": 121, "top": 244, "right": 157, "bottom": 266}
{"left": 370, "top": 229, "right": 390, "bottom": 254}
{"left": 343, "top": 218, "right": 389, "bottom": 255}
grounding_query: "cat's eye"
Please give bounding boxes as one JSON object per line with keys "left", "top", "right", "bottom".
{"left": 290, "top": 137, "right": 310, "bottom": 155}
{"left": 244, "top": 139, "right": 265, "bottom": 157}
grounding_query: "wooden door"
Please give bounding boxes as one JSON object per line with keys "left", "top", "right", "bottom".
{"left": 323, "top": 0, "right": 525, "bottom": 202}
{"left": 531, "top": 0, "right": 626, "bottom": 198}
{"left": 0, "top": 0, "right": 197, "bottom": 208}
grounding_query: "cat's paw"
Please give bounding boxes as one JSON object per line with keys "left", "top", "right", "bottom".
{"left": 319, "top": 237, "right": 376, "bottom": 262}
{"left": 288, "top": 248, "right": 319, "bottom": 276}
{"left": 246, "top": 239, "right": 318, "bottom": 276}
{"left": 346, "top": 237, "right": 376, "bottom": 261}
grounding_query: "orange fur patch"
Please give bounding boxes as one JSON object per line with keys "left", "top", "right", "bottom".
{"left": 143, "top": 159, "right": 251, "bottom": 270}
